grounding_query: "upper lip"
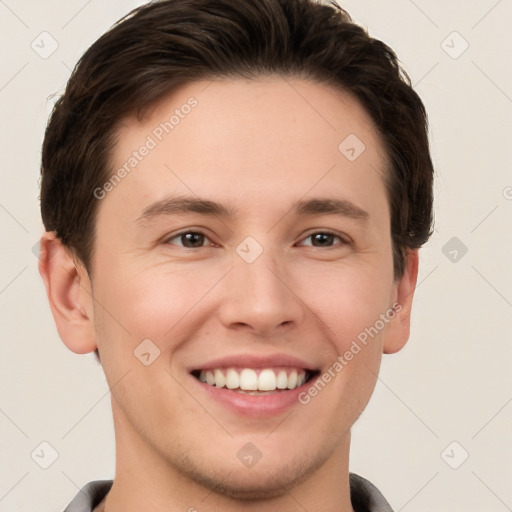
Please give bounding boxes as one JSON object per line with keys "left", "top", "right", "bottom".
{"left": 188, "top": 353, "right": 318, "bottom": 372}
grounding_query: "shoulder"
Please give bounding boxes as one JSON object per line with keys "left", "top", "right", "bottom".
{"left": 349, "top": 473, "right": 394, "bottom": 512}
{"left": 62, "top": 480, "right": 113, "bottom": 512}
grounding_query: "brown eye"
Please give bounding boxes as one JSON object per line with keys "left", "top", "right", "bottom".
{"left": 311, "top": 233, "right": 336, "bottom": 246}
{"left": 166, "top": 231, "right": 208, "bottom": 248}
{"left": 299, "top": 231, "right": 345, "bottom": 247}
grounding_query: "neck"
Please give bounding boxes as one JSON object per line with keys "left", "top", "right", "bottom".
{"left": 103, "top": 400, "right": 355, "bottom": 512}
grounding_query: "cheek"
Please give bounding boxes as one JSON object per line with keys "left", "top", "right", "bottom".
{"left": 294, "top": 261, "right": 393, "bottom": 413}
{"left": 297, "top": 262, "right": 394, "bottom": 347}
{"left": 92, "top": 261, "right": 221, "bottom": 349}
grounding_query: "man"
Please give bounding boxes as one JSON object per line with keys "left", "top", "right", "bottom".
{"left": 38, "top": 0, "right": 434, "bottom": 510}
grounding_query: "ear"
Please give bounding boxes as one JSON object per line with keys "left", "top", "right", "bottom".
{"left": 382, "top": 250, "right": 419, "bottom": 354}
{"left": 38, "top": 232, "right": 97, "bottom": 354}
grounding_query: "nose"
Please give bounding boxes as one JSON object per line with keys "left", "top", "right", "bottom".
{"left": 217, "top": 248, "right": 305, "bottom": 337}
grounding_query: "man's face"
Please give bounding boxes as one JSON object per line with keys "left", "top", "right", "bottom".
{"left": 84, "top": 78, "right": 412, "bottom": 497}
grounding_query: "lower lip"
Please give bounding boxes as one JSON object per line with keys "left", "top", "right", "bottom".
{"left": 190, "top": 373, "right": 318, "bottom": 417}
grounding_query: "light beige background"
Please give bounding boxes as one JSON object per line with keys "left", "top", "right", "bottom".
{"left": 1, "top": 0, "right": 511, "bottom": 510}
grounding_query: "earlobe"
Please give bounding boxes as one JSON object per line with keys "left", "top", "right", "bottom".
{"left": 383, "top": 250, "right": 419, "bottom": 355}
{"left": 38, "top": 232, "right": 98, "bottom": 354}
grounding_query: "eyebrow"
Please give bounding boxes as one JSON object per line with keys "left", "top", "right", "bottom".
{"left": 294, "top": 198, "right": 368, "bottom": 220}
{"left": 137, "top": 196, "right": 234, "bottom": 225}
{"left": 136, "top": 195, "right": 369, "bottom": 225}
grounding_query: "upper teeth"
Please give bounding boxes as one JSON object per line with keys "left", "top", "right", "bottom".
{"left": 198, "top": 368, "right": 307, "bottom": 391}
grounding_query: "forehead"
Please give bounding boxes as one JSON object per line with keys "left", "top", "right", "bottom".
{"left": 102, "top": 77, "right": 389, "bottom": 223}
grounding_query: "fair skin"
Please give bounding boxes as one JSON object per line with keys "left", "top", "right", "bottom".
{"left": 39, "top": 77, "right": 418, "bottom": 512}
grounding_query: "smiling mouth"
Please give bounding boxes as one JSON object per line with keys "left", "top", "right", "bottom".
{"left": 190, "top": 367, "right": 320, "bottom": 394}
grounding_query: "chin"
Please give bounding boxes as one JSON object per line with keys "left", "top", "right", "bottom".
{"left": 180, "top": 452, "right": 325, "bottom": 501}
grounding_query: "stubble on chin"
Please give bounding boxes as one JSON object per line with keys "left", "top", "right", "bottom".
{"left": 175, "top": 444, "right": 333, "bottom": 501}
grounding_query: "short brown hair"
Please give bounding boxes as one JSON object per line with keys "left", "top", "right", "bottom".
{"left": 40, "top": 0, "right": 434, "bottom": 358}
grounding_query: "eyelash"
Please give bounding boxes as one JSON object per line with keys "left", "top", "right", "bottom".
{"left": 164, "top": 230, "right": 351, "bottom": 249}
